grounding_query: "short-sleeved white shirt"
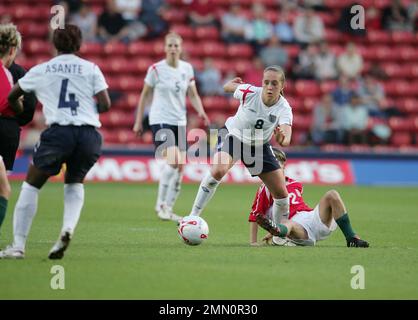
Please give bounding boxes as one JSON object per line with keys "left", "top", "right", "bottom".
{"left": 145, "top": 59, "right": 195, "bottom": 126}
{"left": 18, "top": 54, "right": 108, "bottom": 127}
{"left": 225, "top": 83, "right": 293, "bottom": 145}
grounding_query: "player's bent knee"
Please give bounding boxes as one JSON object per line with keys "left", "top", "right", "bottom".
{"left": 325, "top": 190, "right": 341, "bottom": 203}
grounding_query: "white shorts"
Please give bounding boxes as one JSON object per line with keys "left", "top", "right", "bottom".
{"left": 290, "top": 205, "right": 338, "bottom": 245}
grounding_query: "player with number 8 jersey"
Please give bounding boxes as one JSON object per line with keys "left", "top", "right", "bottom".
{"left": 0, "top": 24, "right": 111, "bottom": 260}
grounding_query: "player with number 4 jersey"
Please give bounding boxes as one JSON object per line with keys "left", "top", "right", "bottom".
{"left": 0, "top": 24, "right": 111, "bottom": 260}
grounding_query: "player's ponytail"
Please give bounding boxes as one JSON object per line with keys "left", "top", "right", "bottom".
{"left": 0, "top": 23, "right": 21, "bottom": 58}
{"left": 264, "top": 65, "right": 286, "bottom": 96}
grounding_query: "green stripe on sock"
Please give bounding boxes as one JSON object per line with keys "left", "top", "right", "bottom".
{"left": 336, "top": 213, "right": 356, "bottom": 241}
{"left": 0, "top": 196, "right": 8, "bottom": 229}
{"left": 278, "top": 224, "right": 288, "bottom": 237}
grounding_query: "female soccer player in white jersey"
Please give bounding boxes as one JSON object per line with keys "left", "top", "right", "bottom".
{"left": 0, "top": 25, "right": 111, "bottom": 259}
{"left": 189, "top": 66, "right": 292, "bottom": 226}
{"left": 133, "top": 32, "right": 209, "bottom": 222}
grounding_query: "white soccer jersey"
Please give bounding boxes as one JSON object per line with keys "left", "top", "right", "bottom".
{"left": 145, "top": 59, "right": 195, "bottom": 126}
{"left": 18, "top": 54, "right": 108, "bottom": 127}
{"left": 225, "top": 83, "right": 293, "bottom": 145}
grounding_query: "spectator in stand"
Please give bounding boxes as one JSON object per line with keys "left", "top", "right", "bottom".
{"left": 337, "top": 42, "right": 363, "bottom": 79}
{"left": 98, "top": 0, "right": 131, "bottom": 43}
{"left": 244, "top": 3, "right": 273, "bottom": 54}
{"left": 311, "top": 94, "right": 344, "bottom": 145}
{"left": 357, "top": 75, "right": 401, "bottom": 119}
{"left": 366, "top": 6, "right": 382, "bottom": 30}
{"left": 197, "top": 58, "right": 223, "bottom": 96}
{"left": 139, "top": 0, "right": 168, "bottom": 39}
{"left": 277, "top": 0, "right": 299, "bottom": 11}
{"left": 115, "top": 0, "right": 147, "bottom": 42}
{"left": 243, "top": 57, "right": 264, "bottom": 85}
{"left": 55, "top": 0, "right": 82, "bottom": 14}
{"left": 313, "top": 41, "right": 337, "bottom": 80}
{"left": 293, "top": 43, "right": 317, "bottom": 79}
{"left": 274, "top": 9, "right": 295, "bottom": 44}
{"left": 342, "top": 93, "right": 369, "bottom": 145}
{"left": 70, "top": 3, "right": 98, "bottom": 42}
{"left": 331, "top": 76, "right": 354, "bottom": 107}
{"left": 302, "top": 0, "right": 327, "bottom": 11}
{"left": 293, "top": 5, "right": 324, "bottom": 45}
{"left": 220, "top": 3, "right": 248, "bottom": 44}
{"left": 259, "top": 36, "right": 289, "bottom": 68}
{"left": 407, "top": 0, "right": 418, "bottom": 31}
{"left": 381, "top": 0, "right": 411, "bottom": 31}
{"left": 189, "top": 0, "right": 218, "bottom": 28}
{"left": 369, "top": 62, "right": 388, "bottom": 81}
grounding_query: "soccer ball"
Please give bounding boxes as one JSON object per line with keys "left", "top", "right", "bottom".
{"left": 178, "top": 216, "right": 209, "bottom": 246}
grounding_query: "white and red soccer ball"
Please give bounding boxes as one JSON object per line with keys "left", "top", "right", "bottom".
{"left": 178, "top": 216, "right": 209, "bottom": 246}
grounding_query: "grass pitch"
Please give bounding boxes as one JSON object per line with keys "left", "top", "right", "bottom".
{"left": 0, "top": 182, "right": 417, "bottom": 299}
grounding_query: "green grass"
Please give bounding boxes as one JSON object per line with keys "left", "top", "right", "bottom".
{"left": 1, "top": 182, "right": 418, "bottom": 299}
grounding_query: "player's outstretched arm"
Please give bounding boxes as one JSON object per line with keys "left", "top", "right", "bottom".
{"left": 223, "top": 77, "right": 243, "bottom": 94}
{"left": 188, "top": 83, "right": 210, "bottom": 126}
{"left": 7, "top": 83, "right": 24, "bottom": 115}
{"left": 275, "top": 124, "right": 292, "bottom": 147}
{"left": 95, "top": 89, "right": 111, "bottom": 113}
{"left": 133, "top": 84, "right": 153, "bottom": 136}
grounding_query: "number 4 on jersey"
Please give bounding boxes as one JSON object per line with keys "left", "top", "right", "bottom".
{"left": 58, "top": 79, "right": 79, "bottom": 115}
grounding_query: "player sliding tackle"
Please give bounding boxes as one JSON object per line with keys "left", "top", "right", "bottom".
{"left": 189, "top": 66, "right": 293, "bottom": 223}
{"left": 251, "top": 149, "right": 369, "bottom": 248}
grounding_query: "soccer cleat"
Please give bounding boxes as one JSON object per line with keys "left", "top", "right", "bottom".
{"left": 48, "top": 231, "right": 72, "bottom": 260}
{"left": 168, "top": 211, "right": 183, "bottom": 223}
{"left": 272, "top": 236, "right": 296, "bottom": 246}
{"left": 157, "top": 207, "right": 171, "bottom": 221}
{"left": 347, "top": 236, "right": 369, "bottom": 248}
{"left": 0, "top": 246, "right": 25, "bottom": 259}
{"left": 255, "top": 214, "right": 282, "bottom": 237}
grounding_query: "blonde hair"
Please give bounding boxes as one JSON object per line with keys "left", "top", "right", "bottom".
{"left": 0, "top": 23, "right": 21, "bottom": 57}
{"left": 165, "top": 32, "right": 183, "bottom": 44}
{"left": 264, "top": 65, "right": 286, "bottom": 95}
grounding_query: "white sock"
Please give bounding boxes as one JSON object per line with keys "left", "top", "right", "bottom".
{"left": 165, "top": 169, "right": 183, "bottom": 211}
{"left": 62, "top": 183, "right": 84, "bottom": 235}
{"left": 13, "top": 182, "right": 40, "bottom": 251}
{"left": 190, "top": 172, "right": 221, "bottom": 216}
{"left": 155, "top": 164, "right": 177, "bottom": 211}
{"left": 272, "top": 196, "right": 289, "bottom": 225}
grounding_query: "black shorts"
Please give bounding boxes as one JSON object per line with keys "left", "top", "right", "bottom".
{"left": 0, "top": 117, "right": 21, "bottom": 171}
{"left": 150, "top": 124, "right": 187, "bottom": 155}
{"left": 33, "top": 124, "right": 102, "bottom": 180}
{"left": 216, "top": 127, "right": 280, "bottom": 176}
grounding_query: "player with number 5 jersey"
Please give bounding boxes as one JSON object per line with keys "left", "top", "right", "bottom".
{"left": 188, "top": 66, "right": 293, "bottom": 226}
{"left": 0, "top": 24, "right": 111, "bottom": 260}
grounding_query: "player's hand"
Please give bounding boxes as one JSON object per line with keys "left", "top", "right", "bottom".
{"left": 262, "top": 233, "right": 273, "bottom": 245}
{"left": 133, "top": 122, "right": 143, "bottom": 136}
{"left": 200, "top": 112, "right": 210, "bottom": 127}
{"left": 231, "top": 77, "right": 244, "bottom": 84}
{"left": 274, "top": 126, "right": 285, "bottom": 145}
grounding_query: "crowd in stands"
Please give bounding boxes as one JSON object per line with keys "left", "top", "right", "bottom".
{"left": 2, "top": 0, "right": 418, "bottom": 151}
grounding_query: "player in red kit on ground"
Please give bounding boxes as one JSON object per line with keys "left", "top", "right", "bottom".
{"left": 249, "top": 149, "right": 369, "bottom": 248}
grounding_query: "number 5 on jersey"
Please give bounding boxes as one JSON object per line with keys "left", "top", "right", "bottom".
{"left": 58, "top": 78, "right": 79, "bottom": 115}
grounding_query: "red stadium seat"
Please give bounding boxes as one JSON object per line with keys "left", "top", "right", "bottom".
{"left": 202, "top": 42, "right": 227, "bottom": 57}
{"left": 104, "top": 42, "right": 127, "bottom": 56}
{"left": 202, "top": 96, "right": 229, "bottom": 110}
{"left": 388, "top": 117, "right": 415, "bottom": 132}
{"left": 391, "top": 32, "right": 416, "bottom": 45}
{"left": 302, "top": 97, "right": 319, "bottom": 113}
{"left": 211, "top": 59, "right": 230, "bottom": 74}
{"left": 295, "top": 81, "right": 321, "bottom": 97}
{"left": 128, "top": 41, "right": 155, "bottom": 56}
{"left": 162, "top": 9, "right": 187, "bottom": 24}
{"left": 195, "top": 27, "right": 220, "bottom": 40}
{"left": 391, "top": 132, "right": 412, "bottom": 147}
{"left": 170, "top": 24, "right": 194, "bottom": 39}
{"left": 367, "top": 30, "right": 391, "bottom": 44}
{"left": 292, "top": 114, "right": 312, "bottom": 131}
{"left": 227, "top": 44, "right": 253, "bottom": 59}
{"left": 80, "top": 42, "right": 103, "bottom": 56}
{"left": 25, "top": 39, "right": 51, "bottom": 55}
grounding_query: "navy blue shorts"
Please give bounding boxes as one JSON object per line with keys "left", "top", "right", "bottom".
{"left": 33, "top": 125, "right": 102, "bottom": 180}
{"left": 216, "top": 127, "right": 280, "bottom": 176}
{"left": 150, "top": 124, "right": 187, "bottom": 155}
